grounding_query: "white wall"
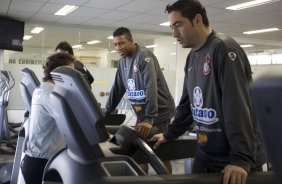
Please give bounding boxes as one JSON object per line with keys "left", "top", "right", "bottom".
{"left": 172, "top": 53, "right": 282, "bottom": 105}
{"left": 4, "top": 47, "right": 110, "bottom": 67}
{"left": 4, "top": 63, "right": 44, "bottom": 110}
{"left": 3, "top": 63, "right": 118, "bottom": 110}
{"left": 174, "top": 45, "right": 191, "bottom": 105}
{"left": 251, "top": 64, "right": 282, "bottom": 80}
{"left": 5, "top": 64, "right": 282, "bottom": 124}
{"left": 0, "top": 49, "right": 4, "bottom": 69}
{"left": 90, "top": 67, "right": 117, "bottom": 108}
{"left": 155, "top": 43, "right": 282, "bottom": 105}
{"left": 154, "top": 37, "right": 178, "bottom": 100}
{"left": 4, "top": 39, "right": 282, "bottom": 123}
{"left": 2, "top": 47, "right": 115, "bottom": 110}
{"left": 154, "top": 37, "right": 177, "bottom": 71}
{"left": 75, "top": 48, "right": 109, "bottom": 68}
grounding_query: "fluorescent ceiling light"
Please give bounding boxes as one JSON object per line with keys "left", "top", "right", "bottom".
{"left": 240, "top": 44, "right": 254, "bottom": 48}
{"left": 23, "top": 35, "right": 32, "bottom": 40}
{"left": 226, "top": 0, "right": 279, "bottom": 10}
{"left": 87, "top": 40, "right": 101, "bottom": 44}
{"left": 170, "top": 52, "right": 176, "bottom": 55}
{"left": 31, "top": 27, "right": 44, "bottom": 34}
{"left": 107, "top": 36, "right": 113, "bottom": 39}
{"left": 110, "top": 50, "right": 116, "bottom": 53}
{"left": 160, "top": 22, "right": 170, "bottom": 26}
{"left": 55, "top": 5, "right": 79, "bottom": 16}
{"left": 72, "top": 44, "right": 82, "bottom": 49}
{"left": 145, "top": 45, "right": 158, "bottom": 48}
{"left": 243, "top": 28, "right": 279, "bottom": 34}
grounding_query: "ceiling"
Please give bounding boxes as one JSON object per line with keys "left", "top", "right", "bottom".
{"left": 1, "top": 0, "right": 282, "bottom": 54}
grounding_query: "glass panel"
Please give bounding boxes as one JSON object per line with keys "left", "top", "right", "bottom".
{"left": 3, "top": 23, "right": 177, "bottom": 111}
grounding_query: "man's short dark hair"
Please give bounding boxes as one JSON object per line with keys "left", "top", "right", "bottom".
{"left": 113, "top": 27, "right": 133, "bottom": 42}
{"left": 55, "top": 41, "right": 74, "bottom": 56}
{"left": 43, "top": 52, "right": 75, "bottom": 82}
{"left": 165, "top": 0, "right": 209, "bottom": 27}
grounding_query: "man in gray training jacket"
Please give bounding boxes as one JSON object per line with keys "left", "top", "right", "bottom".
{"left": 152, "top": 1, "right": 266, "bottom": 184}
{"left": 105, "top": 27, "right": 175, "bottom": 173}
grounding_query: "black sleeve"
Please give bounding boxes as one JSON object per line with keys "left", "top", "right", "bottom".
{"left": 105, "top": 66, "right": 126, "bottom": 114}
{"left": 164, "top": 61, "right": 194, "bottom": 141}
{"left": 74, "top": 60, "right": 94, "bottom": 85}
{"left": 85, "top": 69, "right": 94, "bottom": 84}
{"left": 140, "top": 54, "right": 158, "bottom": 124}
{"left": 216, "top": 43, "right": 256, "bottom": 172}
{"left": 74, "top": 60, "right": 86, "bottom": 74}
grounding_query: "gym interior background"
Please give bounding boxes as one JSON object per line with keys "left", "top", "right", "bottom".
{"left": 1, "top": 0, "right": 282, "bottom": 124}
{"left": 0, "top": 0, "right": 282, "bottom": 175}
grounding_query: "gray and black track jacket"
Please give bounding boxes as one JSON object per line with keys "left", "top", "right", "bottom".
{"left": 164, "top": 31, "right": 265, "bottom": 172}
{"left": 105, "top": 44, "right": 175, "bottom": 125}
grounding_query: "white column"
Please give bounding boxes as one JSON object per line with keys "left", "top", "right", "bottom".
{"left": 0, "top": 49, "right": 4, "bottom": 70}
{"left": 174, "top": 44, "right": 190, "bottom": 105}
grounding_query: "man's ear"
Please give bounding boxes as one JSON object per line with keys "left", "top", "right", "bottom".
{"left": 193, "top": 14, "right": 203, "bottom": 26}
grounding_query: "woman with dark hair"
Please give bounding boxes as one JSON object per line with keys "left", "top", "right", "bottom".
{"left": 55, "top": 41, "right": 94, "bottom": 87}
{"left": 21, "top": 53, "right": 75, "bottom": 184}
